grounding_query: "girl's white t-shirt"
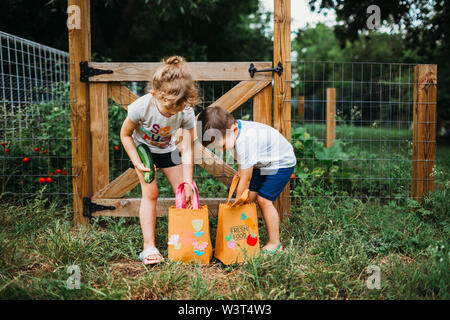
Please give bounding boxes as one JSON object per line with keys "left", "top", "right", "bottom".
{"left": 127, "top": 93, "right": 195, "bottom": 154}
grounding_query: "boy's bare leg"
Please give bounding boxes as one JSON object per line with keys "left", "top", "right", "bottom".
{"left": 135, "top": 168, "right": 160, "bottom": 262}
{"left": 257, "top": 195, "right": 283, "bottom": 252}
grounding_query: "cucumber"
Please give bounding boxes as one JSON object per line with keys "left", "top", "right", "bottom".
{"left": 136, "top": 144, "right": 155, "bottom": 183}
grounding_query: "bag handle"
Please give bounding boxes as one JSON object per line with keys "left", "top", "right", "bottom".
{"left": 227, "top": 176, "right": 240, "bottom": 204}
{"left": 175, "top": 181, "right": 200, "bottom": 209}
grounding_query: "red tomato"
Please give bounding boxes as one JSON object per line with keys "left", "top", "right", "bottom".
{"left": 290, "top": 173, "right": 295, "bottom": 179}
{"left": 114, "top": 145, "right": 119, "bottom": 150}
{"left": 46, "top": 177, "right": 53, "bottom": 183}
{"left": 55, "top": 169, "right": 62, "bottom": 174}
{"left": 246, "top": 234, "right": 258, "bottom": 246}
{"left": 1, "top": 142, "right": 7, "bottom": 146}
{"left": 62, "top": 171, "right": 67, "bottom": 175}
{"left": 5, "top": 149, "right": 10, "bottom": 152}
{"left": 22, "top": 157, "right": 30, "bottom": 163}
{"left": 34, "top": 147, "right": 39, "bottom": 152}
{"left": 43, "top": 150, "right": 48, "bottom": 154}
{"left": 49, "top": 172, "right": 54, "bottom": 176}
{"left": 38, "top": 177, "right": 46, "bottom": 183}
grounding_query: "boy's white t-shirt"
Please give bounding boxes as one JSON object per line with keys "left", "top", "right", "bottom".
{"left": 127, "top": 93, "right": 195, "bottom": 154}
{"left": 234, "top": 120, "right": 297, "bottom": 174}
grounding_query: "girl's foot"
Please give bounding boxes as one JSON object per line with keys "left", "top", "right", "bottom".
{"left": 139, "top": 247, "right": 165, "bottom": 265}
{"left": 262, "top": 241, "right": 283, "bottom": 254}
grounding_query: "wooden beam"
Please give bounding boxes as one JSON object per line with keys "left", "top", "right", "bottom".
{"left": 93, "top": 168, "right": 139, "bottom": 199}
{"left": 215, "top": 80, "right": 271, "bottom": 113}
{"left": 69, "top": 0, "right": 91, "bottom": 225}
{"left": 253, "top": 84, "right": 272, "bottom": 125}
{"left": 326, "top": 88, "right": 336, "bottom": 148}
{"left": 108, "top": 83, "right": 138, "bottom": 109}
{"left": 91, "top": 198, "right": 263, "bottom": 218}
{"left": 273, "top": 0, "right": 291, "bottom": 219}
{"left": 87, "top": 62, "right": 272, "bottom": 82}
{"left": 411, "top": 64, "right": 437, "bottom": 203}
{"left": 90, "top": 83, "right": 109, "bottom": 194}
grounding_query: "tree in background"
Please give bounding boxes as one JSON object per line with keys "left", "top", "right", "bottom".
{"left": 307, "top": 0, "right": 449, "bottom": 131}
{"left": 0, "top": 0, "right": 272, "bottom": 62}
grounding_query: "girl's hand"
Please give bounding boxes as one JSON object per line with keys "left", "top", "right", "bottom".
{"left": 184, "top": 185, "right": 194, "bottom": 209}
{"left": 135, "top": 162, "right": 151, "bottom": 173}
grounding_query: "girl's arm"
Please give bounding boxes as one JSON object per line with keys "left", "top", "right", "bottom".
{"left": 181, "top": 127, "right": 194, "bottom": 183}
{"left": 120, "top": 117, "right": 150, "bottom": 172}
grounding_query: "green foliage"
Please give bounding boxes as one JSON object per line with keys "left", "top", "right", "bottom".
{"left": 0, "top": 82, "right": 72, "bottom": 196}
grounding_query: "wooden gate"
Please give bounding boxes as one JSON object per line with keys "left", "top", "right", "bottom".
{"left": 68, "top": 0, "right": 291, "bottom": 225}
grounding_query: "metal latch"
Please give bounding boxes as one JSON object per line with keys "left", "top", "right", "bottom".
{"left": 80, "top": 61, "right": 113, "bottom": 82}
{"left": 83, "top": 197, "right": 115, "bottom": 219}
{"left": 249, "top": 62, "right": 283, "bottom": 78}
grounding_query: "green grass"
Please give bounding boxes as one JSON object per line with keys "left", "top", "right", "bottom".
{"left": 0, "top": 131, "right": 448, "bottom": 299}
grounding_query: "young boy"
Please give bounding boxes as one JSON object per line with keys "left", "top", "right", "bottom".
{"left": 197, "top": 106, "right": 296, "bottom": 253}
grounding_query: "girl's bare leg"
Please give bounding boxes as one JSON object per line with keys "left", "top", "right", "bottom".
{"left": 135, "top": 168, "right": 161, "bottom": 262}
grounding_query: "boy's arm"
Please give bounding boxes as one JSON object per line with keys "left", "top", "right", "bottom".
{"left": 235, "top": 166, "right": 253, "bottom": 199}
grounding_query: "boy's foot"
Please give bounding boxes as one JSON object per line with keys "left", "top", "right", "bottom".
{"left": 139, "top": 247, "right": 165, "bottom": 265}
{"left": 262, "top": 241, "right": 283, "bottom": 254}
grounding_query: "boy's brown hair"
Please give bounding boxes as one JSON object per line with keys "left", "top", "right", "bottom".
{"left": 197, "top": 106, "right": 235, "bottom": 147}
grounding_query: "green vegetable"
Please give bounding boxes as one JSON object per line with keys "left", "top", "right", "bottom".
{"left": 136, "top": 144, "right": 155, "bottom": 183}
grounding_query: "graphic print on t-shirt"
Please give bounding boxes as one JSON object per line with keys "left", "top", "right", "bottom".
{"left": 141, "top": 124, "right": 172, "bottom": 148}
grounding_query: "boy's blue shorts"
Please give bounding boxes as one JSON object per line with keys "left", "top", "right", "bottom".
{"left": 249, "top": 166, "right": 295, "bottom": 201}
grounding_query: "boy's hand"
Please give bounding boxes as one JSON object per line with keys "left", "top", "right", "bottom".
{"left": 184, "top": 185, "right": 194, "bottom": 209}
{"left": 233, "top": 171, "right": 240, "bottom": 180}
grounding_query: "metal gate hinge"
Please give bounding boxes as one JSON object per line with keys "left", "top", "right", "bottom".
{"left": 80, "top": 61, "right": 113, "bottom": 82}
{"left": 249, "top": 62, "right": 283, "bottom": 78}
{"left": 83, "top": 197, "right": 115, "bottom": 219}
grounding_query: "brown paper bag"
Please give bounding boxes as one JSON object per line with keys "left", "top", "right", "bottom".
{"left": 168, "top": 182, "right": 212, "bottom": 265}
{"left": 215, "top": 177, "right": 260, "bottom": 265}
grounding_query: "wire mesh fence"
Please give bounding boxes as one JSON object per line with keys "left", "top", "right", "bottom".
{"left": 0, "top": 31, "right": 72, "bottom": 201}
{"left": 286, "top": 60, "right": 431, "bottom": 207}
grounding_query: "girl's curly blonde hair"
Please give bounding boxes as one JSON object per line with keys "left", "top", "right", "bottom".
{"left": 146, "top": 56, "right": 201, "bottom": 111}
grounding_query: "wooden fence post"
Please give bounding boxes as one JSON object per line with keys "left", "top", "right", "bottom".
{"left": 68, "top": 0, "right": 92, "bottom": 225}
{"left": 273, "top": 0, "right": 291, "bottom": 219}
{"left": 90, "top": 83, "right": 109, "bottom": 195}
{"left": 411, "top": 64, "right": 437, "bottom": 203}
{"left": 326, "top": 88, "right": 336, "bottom": 148}
{"left": 298, "top": 96, "right": 304, "bottom": 124}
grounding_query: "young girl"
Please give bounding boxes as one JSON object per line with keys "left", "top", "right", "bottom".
{"left": 120, "top": 56, "right": 200, "bottom": 265}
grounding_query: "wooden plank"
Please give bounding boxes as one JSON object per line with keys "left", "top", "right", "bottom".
{"left": 90, "top": 83, "right": 109, "bottom": 194}
{"left": 93, "top": 168, "right": 139, "bottom": 199}
{"left": 326, "top": 88, "right": 336, "bottom": 148}
{"left": 92, "top": 198, "right": 263, "bottom": 218}
{"left": 108, "top": 83, "right": 138, "bottom": 109}
{"left": 69, "top": 0, "right": 91, "bottom": 225}
{"left": 87, "top": 62, "right": 272, "bottom": 82}
{"left": 253, "top": 84, "right": 272, "bottom": 125}
{"left": 411, "top": 64, "right": 437, "bottom": 203}
{"left": 273, "top": 0, "right": 291, "bottom": 219}
{"left": 216, "top": 80, "right": 271, "bottom": 113}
